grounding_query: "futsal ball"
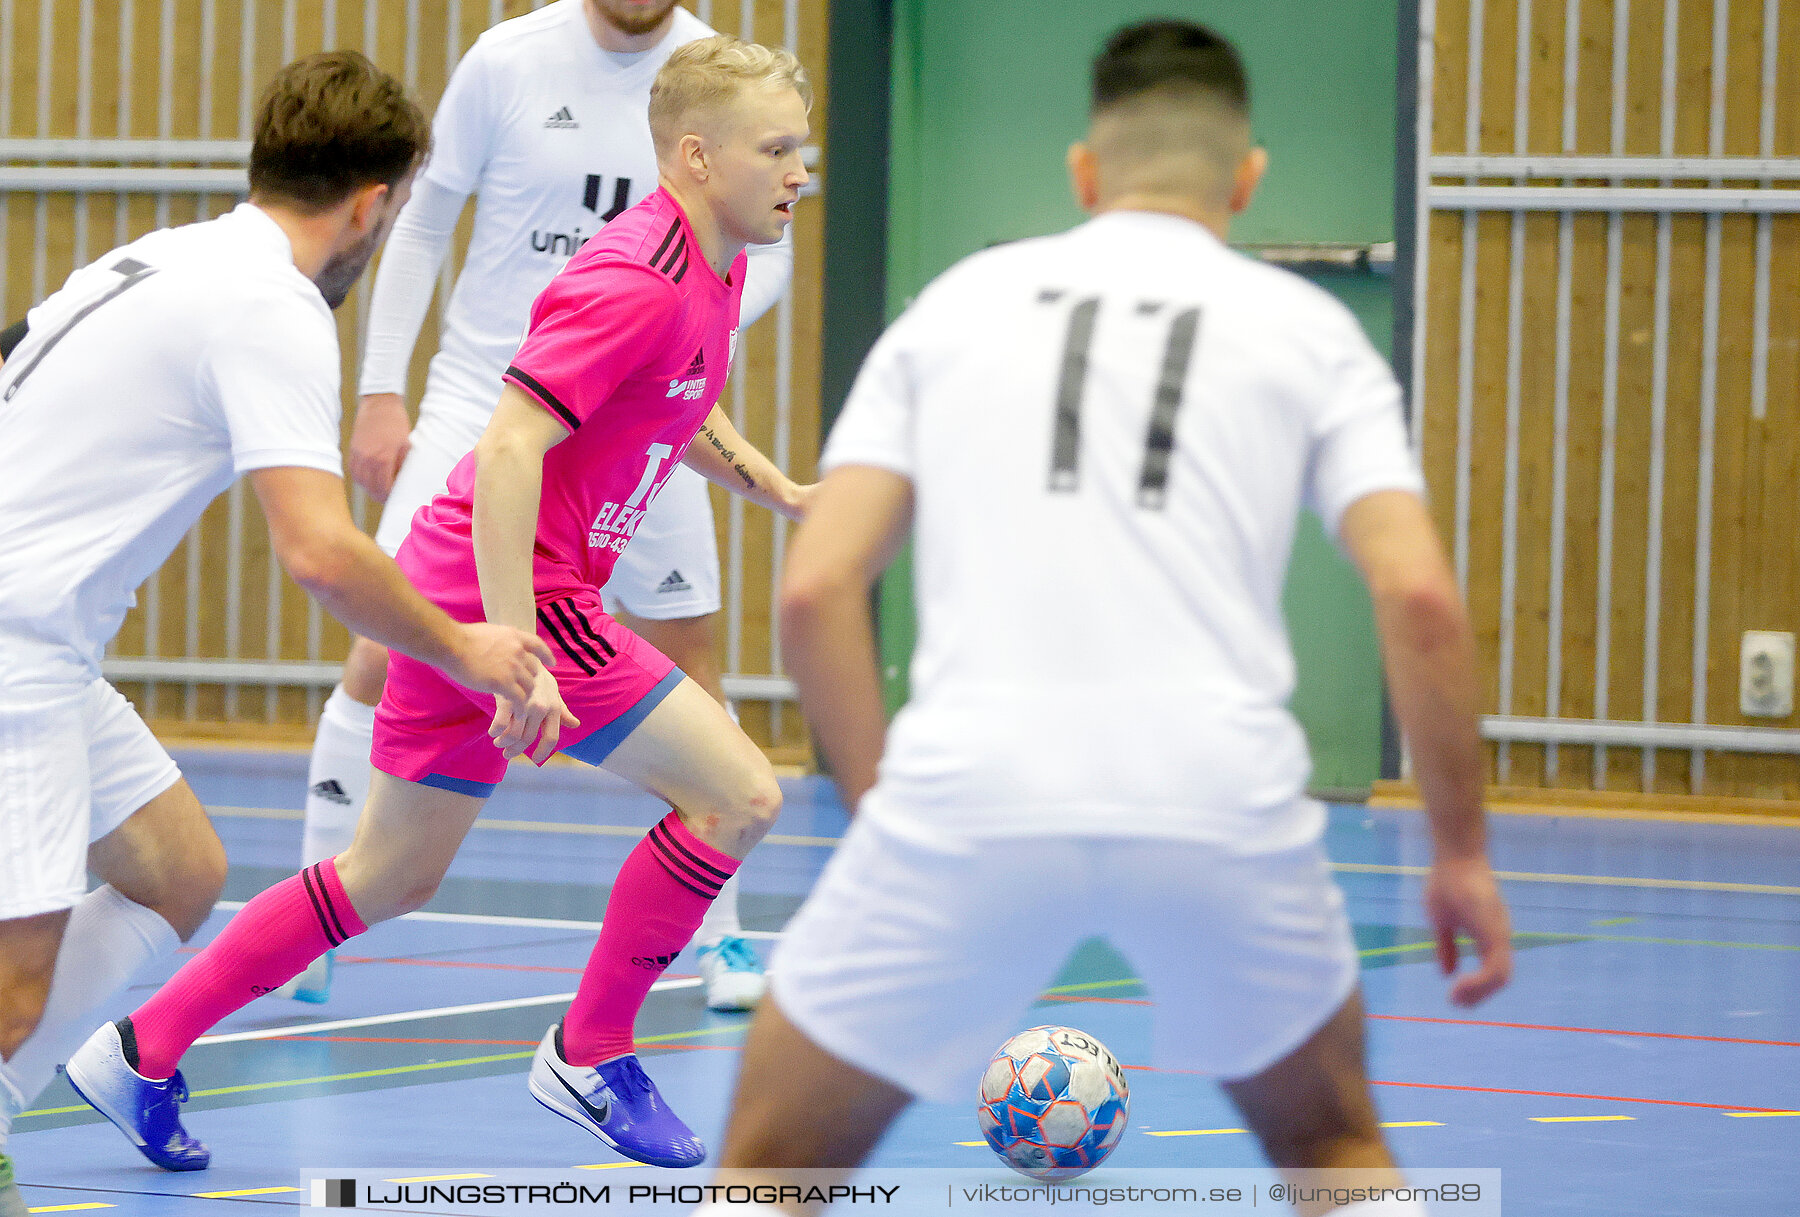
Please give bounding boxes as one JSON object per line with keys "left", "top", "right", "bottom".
{"left": 977, "top": 1025, "right": 1130, "bottom": 1181}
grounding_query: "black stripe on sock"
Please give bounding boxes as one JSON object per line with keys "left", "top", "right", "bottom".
{"left": 646, "top": 828, "right": 725, "bottom": 898}
{"left": 537, "top": 607, "right": 597, "bottom": 675}
{"left": 651, "top": 816, "right": 732, "bottom": 883}
{"left": 649, "top": 219, "right": 680, "bottom": 269}
{"left": 309, "top": 863, "right": 352, "bottom": 943}
{"left": 548, "top": 600, "right": 608, "bottom": 671}
{"left": 566, "top": 600, "right": 618, "bottom": 658}
{"left": 644, "top": 839, "right": 719, "bottom": 899}
{"left": 505, "top": 365, "right": 580, "bottom": 431}
{"left": 300, "top": 866, "right": 344, "bottom": 947}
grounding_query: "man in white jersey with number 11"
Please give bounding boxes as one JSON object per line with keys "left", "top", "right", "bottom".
{"left": 292, "top": 0, "right": 791, "bottom": 1007}
{"left": 702, "top": 20, "right": 1511, "bottom": 1217}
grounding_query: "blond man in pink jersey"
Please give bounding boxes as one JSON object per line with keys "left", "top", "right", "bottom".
{"left": 69, "top": 36, "right": 812, "bottom": 1173}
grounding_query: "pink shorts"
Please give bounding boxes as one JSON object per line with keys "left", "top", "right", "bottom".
{"left": 372, "top": 591, "right": 682, "bottom": 798}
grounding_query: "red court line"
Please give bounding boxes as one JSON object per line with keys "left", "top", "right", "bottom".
{"left": 1369, "top": 1079, "right": 1789, "bottom": 1112}
{"left": 1042, "top": 994, "right": 1152, "bottom": 1007}
{"left": 1369, "top": 1013, "right": 1800, "bottom": 1048}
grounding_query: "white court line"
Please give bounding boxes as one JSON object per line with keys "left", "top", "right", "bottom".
{"left": 213, "top": 901, "right": 782, "bottom": 939}
{"left": 193, "top": 976, "right": 700, "bottom": 1046}
{"left": 206, "top": 806, "right": 839, "bottom": 848}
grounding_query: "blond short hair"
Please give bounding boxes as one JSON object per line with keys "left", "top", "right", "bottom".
{"left": 648, "top": 35, "right": 811, "bottom": 158}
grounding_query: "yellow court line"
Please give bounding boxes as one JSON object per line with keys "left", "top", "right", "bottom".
{"left": 385, "top": 1173, "right": 492, "bottom": 1183}
{"left": 1530, "top": 1115, "right": 1635, "bottom": 1123}
{"left": 1726, "top": 1111, "right": 1800, "bottom": 1118}
{"left": 1380, "top": 1121, "right": 1444, "bottom": 1128}
{"left": 192, "top": 1187, "right": 300, "bottom": 1198}
{"left": 576, "top": 1162, "right": 644, "bottom": 1170}
{"left": 954, "top": 1141, "right": 988, "bottom": 1147}
{"left": 27, "top": 1206, "right": 115, "bottom": 1213}
{"left": 1144, "top": 1128, "right": 1248, "bottom": 1137}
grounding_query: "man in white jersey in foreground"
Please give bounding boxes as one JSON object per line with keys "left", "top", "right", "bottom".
{"left": 0, "top": 53, "right": 553, "bottom": 1209}
{"left": 697, "top": 21, "right": 1512, "bottom": 1217}
{"left": 290, "top": 0, "right": 788, "bottom": 1009}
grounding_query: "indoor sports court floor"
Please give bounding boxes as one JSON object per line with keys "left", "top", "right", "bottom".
{"left": 10, "top": 747, "right": 1797, "bottom": 1217}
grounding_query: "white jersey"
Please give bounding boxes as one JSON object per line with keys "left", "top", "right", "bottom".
{"left": 0, "top": 204, "right": 343, "bottom": 683}
{"left": 825, "top": 210, "right": 1424, "bottom": 846}
{"left": 359, "top": 0, "right": 790, "bottom": 413}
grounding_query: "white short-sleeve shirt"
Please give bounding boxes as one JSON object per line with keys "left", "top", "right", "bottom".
{"left": 826, "top": 210, "right": 1424, "bottom": 846}
{"left": 0, "top": 203, "right": 342, "bottom": 681}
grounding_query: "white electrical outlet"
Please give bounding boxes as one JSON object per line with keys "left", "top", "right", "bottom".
{"left": 1740, "top": 631, "right": 1795, "bottom": 718}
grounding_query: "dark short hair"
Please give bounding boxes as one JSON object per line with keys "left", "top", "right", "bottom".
{"left": 248, "top": 51, "right": 431, "bottom": 212}
{"left": 1092, "top": 19, "right": 1250, "bottom": 116}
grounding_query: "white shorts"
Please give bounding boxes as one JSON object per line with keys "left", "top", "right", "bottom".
{"left": 771, "top": 809, "right": 1360, "bottom": 1105}
{"left": 0, "top": 678, "right": 182, "bottom": 918}
{"left": 374, "top": 399, "right": 722, "bottom": 620}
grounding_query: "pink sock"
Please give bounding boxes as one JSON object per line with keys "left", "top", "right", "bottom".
{"left": 562, "top": 812, "right": 740, "bottom": 1065}
{"left": 129, "top": 859, "right": 367, "bottom": 1079}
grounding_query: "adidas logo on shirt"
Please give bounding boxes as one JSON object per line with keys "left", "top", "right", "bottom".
{"left": 543, "top": 106, "right": 579, "bottom": 129}
{"left": 657, "top": 570, "right": 692, "bottom": 594}
{"left": 667, "top": 347, "right": 707, "bottom": 399}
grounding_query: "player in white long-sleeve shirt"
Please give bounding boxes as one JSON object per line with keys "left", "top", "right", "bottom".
{"left": 292, "top": 0, "right": 790, "bottom": 1008}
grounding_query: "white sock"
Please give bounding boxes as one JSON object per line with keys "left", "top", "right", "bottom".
{"left": 1331, "top": 1199, "right": 1429, "bottom": 1216}
{"left": 0, "top": 884, "right": 178, "bottom": 1144}
{"left": 302, "top": 684, "right": 378, "bottom": 865}
{"left": 694, "top": 871, "right": 745, "bottom": 948}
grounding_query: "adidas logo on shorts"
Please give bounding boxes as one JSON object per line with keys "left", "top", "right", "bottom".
{"left": 310, "top": 779, "right": 352, "bottom": 806}
{"left": 544, "top": 106, "right": 579, "bottom": 129}
{"left": 656, "top": 570, "right": 692, "bottom": 594}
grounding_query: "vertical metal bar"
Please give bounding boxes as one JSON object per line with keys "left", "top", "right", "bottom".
{"left": 266, "top": 530, "right": 282, "bottom": 721}
{"left": 184, "top": 528, "right": 201, "bottom": 718}
{"left": 1562, "top": 0, "right": 1581, "bottom": 152}
{"left": 403, "top": 0, "right": 420, "bottom": 87}
{"left": 769, "top": 284, "right": 795, "bottom": 740}
{"left": 322, "top": 0, "right": 335, "bottom": 49}
{"left": 726, "top": 348, "right": 747, "bottom": 683}
{"left": 1493, "top": 0, "right": 1532, "bottom": 784}
{"left": 1689, "top": 0, "right": 1730, "bottom": 790}
{"left": 1545, "top": 211, "right": 1573, "bottom": 779}
{"left": 1594, "top": 212, "right": 1622, "bottom": 784}
{"left": 363, "top": 0, "right": 376, "bottom": 59}
{"left": 1638, "top": 0, "right": 1679, "bottom": 789}
{"left": 1408, "top": 0, "right": 1437, "bottom": 451}
{"left": 1453, "top": 211, "right": 1476, "bottom": 595}
{"left": 489, "top": 0, "right": 502, "bottom": 30}
{"left": 1496, "top": 207, "right": 1524, "bottom": 783}
{"left": 238, "top": 0, "right": 254, "bottom": 137}
{"left": 1751, "top": 0, "right": 1777, "bottom": 420}
{"left": 445, "top": 0, "right": 461, "bottom": 78}
{"left": 1611, "top": 0, "right": 1630, "bottom": 156}
{"left": 73, "top": 0, "right": 94, "bottom": 268}
{"left": 32, "top": 0, "right": 51, "bottom": 306}
{"left": 1640, "top": 210, "right": 1671, "bottom": 791}
{"left": 283, "top": 0, "right": 296, "bottom": 61}
{"left": 200, "top": 0, "right": 217, "bottom": 140}
{"left": 740, "top": 0, "right": 754, "bottom": 40}
{"left": 784, "top": 0, "right": 798, "bottom": 48}
{"left": 695, "top": 0, "right": 712, "bottom": 27}
{"left": 1691, "top": 212, "right": 1721, "bottom": 792}
{"left": 0, "top": 0, "right": 14, "bottom": 319}
{"left": 1464, "top": 0, "right": 1484, "bottom": 156}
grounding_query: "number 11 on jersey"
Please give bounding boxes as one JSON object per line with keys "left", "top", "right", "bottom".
{"left": 1039, "top": 291, "right": 1201, "bottom": 510}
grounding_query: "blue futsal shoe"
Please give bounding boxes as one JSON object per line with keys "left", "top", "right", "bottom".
{"left": 65, "top": 1019, "right": 210, "bottom": 1172}
{"left": 527, "top": 1024, "right": 704, "bottom": 1168}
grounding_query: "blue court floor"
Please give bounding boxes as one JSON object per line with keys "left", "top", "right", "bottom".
{"left": 10, "top": 747, "right": 1798, "bottom": 1216}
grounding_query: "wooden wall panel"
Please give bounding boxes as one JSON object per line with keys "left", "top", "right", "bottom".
{"left": 1421, "top": 0, "right": 1800, "bottom": 797}
{"left": 3, "top": 1, "right": 828, "bottom": 755}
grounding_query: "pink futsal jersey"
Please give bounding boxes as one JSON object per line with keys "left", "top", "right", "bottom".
{"left": 400, "top": 188, "right": 745, "bottom": 614}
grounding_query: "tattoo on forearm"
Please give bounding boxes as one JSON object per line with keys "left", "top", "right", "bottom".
{"left": 703, "top": 425, "right": 757, "bottom": 491}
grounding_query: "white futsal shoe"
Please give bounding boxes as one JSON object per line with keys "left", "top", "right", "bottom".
{"left": 695, "top": 936, "right": 767, "bottom": 1011}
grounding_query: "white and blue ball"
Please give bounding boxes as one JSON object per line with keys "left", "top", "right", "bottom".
{"left": 977, "top": 1025, "right": 1130, "bottom": 1180}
